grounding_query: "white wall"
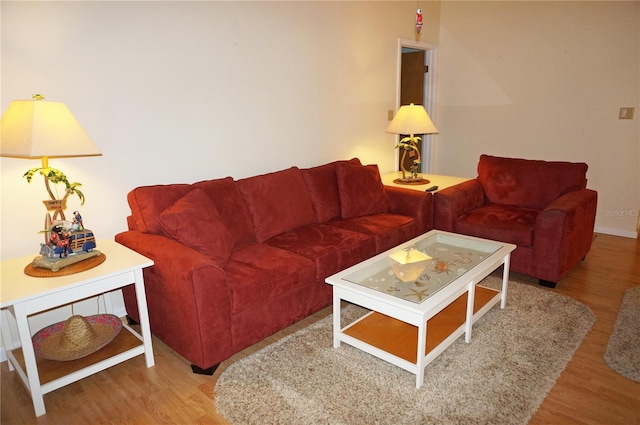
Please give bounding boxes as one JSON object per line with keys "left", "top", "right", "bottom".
{"left": 436, "top": 1, "right": 640, "bottom": 238}
{"left": 1, "top": 1, "right": 442, "bottom": 259}
{"left": 0, "top": 1, "right": 441, "bottom": 357}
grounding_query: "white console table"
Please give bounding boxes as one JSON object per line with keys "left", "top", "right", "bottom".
{"left": 0, "top": 240, "right": 154, "bottom": 417}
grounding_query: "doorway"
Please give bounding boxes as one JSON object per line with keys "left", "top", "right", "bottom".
{"left": 394, "top": 39, "right": 438, "bottom": 173}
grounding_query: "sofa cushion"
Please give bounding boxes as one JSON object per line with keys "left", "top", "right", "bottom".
{"left": 337, "top": 163, "right": 389, "bottom": 219}
{"left": 454, "top": 204, "right": 540, "bottom": 247}
{"left": 237, "top": 167, "right": 318, "bottom": 243}
{"left": 159, "top": 189, "right": 235, "bottom": 266}
{"left": 224, "top": 243, "right": 317, "bottom": 313}
{"left": 301, "top": 158, "right": 362, "bottom": 223}
{"left": 329, "top": 213, "right": 417, "bottom": 253}
{"left": 267, "top": 224, "right": 377, "bottom": 279}
{"left": 478, "top": 155, "right": 588, "bottom": 210}
{"left": 193, "top": 177, "right": 256, "bottom": 247}
{"left": 127, "top": 184, "right": 192, "bottom": 235}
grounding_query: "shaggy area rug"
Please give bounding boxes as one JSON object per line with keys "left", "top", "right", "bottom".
{"left": 215, "top": 278, "right": 595, "bottom": 425}
{"left": 604, "top": 287, "right": 640, "bottom": 383}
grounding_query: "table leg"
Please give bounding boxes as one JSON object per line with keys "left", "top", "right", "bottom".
{"left": 501, "top": 254, "right": 511, "bottom": 309}
{"left": 332, "top": 292, "right": 341, "bottom": 349}
{"left": 1, "top": 309, "right": 16, "bottom": 372}
{"left": 465, "top": 281, "right": 475, "bottom": 343}
{"left": 134, "top": 269, "right": 155, "bottom": 368}
{"left": 13, "top": 303, "right": 46, "bottom": 417}
{"left": 416, "top": 320, "right": 427, "bottom": 388}
{"left": 103, "top": 290, "right": 114, "bottom": 313}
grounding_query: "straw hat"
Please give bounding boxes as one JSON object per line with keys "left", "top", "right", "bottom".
{"left": 33, "top": 314, "right": 122, "bottom": 361}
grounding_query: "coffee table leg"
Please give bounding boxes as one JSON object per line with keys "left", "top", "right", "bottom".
{"left": 465, "top": 282, "right": 475, "bottom": 343}
{"left": 501, "top": 254, "right": 511, "bottom": 309}
{"left": 333, "top": 292, "right": 341, "bottom": 348}
{"left": 416, "top": 320, "right": 427, "bottom": 388}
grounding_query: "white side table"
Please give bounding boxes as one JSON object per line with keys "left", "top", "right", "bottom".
{"left": 0, "top": 240, "right": 154, "bottom": 417}
{"left": 381, "top": 172, "right": 470, "bottom": 192}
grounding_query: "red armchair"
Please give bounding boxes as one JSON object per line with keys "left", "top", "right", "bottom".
{"left": 434, "top": 155, "right": 598, "bottom": 287}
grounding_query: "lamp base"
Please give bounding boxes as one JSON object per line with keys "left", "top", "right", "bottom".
{"left": 393, "top": 177, "right": 430, "bottom": 185}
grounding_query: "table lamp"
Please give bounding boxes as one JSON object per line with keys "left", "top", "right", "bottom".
{"left": 386, "top": 103, "right": 438, "bottom": 184}
{"left": 1, "top": 94, "right": 104, "bottom": 274}
{"left": 1, "top": 94, "right": 101, "bottom": 220}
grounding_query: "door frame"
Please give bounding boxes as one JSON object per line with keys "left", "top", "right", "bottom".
{"left": 394, "top": 38, "right": 439, "bottom": 173}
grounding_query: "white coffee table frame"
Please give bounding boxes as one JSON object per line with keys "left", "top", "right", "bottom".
{"left": 0, "top": 240, "right": 155, "bottom": 417}
{"left": 326, "top": 230, "right": 516, "bottom": 389}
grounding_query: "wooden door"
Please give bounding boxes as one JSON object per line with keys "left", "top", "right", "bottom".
{"left": 399, "top": 50, "right": 426, "bottom": 172}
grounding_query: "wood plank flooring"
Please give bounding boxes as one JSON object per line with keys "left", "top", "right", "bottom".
{"left": 1, "top": 233, "right": 638, "bottom": 424}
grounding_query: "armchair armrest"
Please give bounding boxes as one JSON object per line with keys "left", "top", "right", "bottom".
{"left": 533, "top": 188, "right": 598, "bottom": 282}
{"left": 115, "top": 230, "right": 234, "bottom": 369}
{"left": 433, "top": 180, "right": 485, "bottom": 231}
{"left": 384, "top": 185, "right": 433, "bottom": 232}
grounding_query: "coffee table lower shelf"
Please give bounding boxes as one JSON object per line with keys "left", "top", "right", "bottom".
{"left": 341, "top": 285, "right": 499, "bottom": 376}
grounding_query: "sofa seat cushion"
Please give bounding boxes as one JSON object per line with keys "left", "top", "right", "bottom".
{"left": 267, "top": 224, "right": 377, "bottom": 279}
{"left": 454, "top": 204, "right": 540, "bottom": 247}
{"left": 237, "top": 167, "right": 318, "bottom": 243}
{"left": 225, "top": 243, "right": 317, "bottom": 313}
{"left": 329, "top": 213, "right": 418, "bottom": 253}
{"left": 159, "top": 189, "right": 235, "bottom": 266}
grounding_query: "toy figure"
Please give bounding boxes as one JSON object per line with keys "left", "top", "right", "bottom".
{"left": 49, "top": 225, "right": 73, "bottom": 258}
{"left": 73, "top": 211, "right": 84, "bottom": 230}
{"left": 416, "top": 8, "right": 423, "bottom": 34}
{"left": 32, "top": 213, "right": 99, "bottom": 271}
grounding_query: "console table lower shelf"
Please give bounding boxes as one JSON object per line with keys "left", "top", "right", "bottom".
{"left": 340, "top": 286, "right": 499, "bottom": 380}
{"left": 8, "top": 323, "right": 143, "bottom": 394}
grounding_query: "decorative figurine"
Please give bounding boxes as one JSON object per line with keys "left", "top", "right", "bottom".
{"left": 48, "top": 225, "right": 73, "bottom": 258}
{"left": 73, "top": 211, "right": 84, "bottom": 230}
{"left": 32, "top": 212, "right": 101, "bottom": 272}
{"left": 416, "top": 8, "right": 423, "bottom": 34}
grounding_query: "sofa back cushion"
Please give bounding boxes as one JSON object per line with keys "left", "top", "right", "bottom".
{"left": 159, "top": 189, "right": 234, "bottom": 265}
{"left": 301, "top": 158, "right": 362, "bottom": 223}
{"left": 193, "top": 177, "right": 256, "bottom": 246}
{"left": 237, "top": 167, "right": 318, "bottom": 243}
{"left": 127, "top": 183, "right": 192, "bottom": 235}
{"left": 337, "top": 163, "right": 389, "bottom": 218}
{"left": 477, "top": 154, "right": 588, "bottom": 210}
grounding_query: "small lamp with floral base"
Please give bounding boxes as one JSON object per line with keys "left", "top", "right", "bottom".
{"left": 386, "top": 103, "right": 438, "bottom": 184}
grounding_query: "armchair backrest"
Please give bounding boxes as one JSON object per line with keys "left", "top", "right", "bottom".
{"left": 477, "top": 155, "right": 588, "bottom": 210}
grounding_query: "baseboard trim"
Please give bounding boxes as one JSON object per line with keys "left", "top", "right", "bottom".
{"left": 595, "top": 227, "right": 638, "bottom": 239}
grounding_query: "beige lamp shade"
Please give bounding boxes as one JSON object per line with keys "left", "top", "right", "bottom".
{"left": 1, "top": 97, "right": 101, "bottom": 159}
{"left": 386, "top": 103, "right": 438, "bottom": 135}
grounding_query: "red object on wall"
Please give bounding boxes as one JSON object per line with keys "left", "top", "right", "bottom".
{"left": 416, "top": 8, "right": 423, "bottom": 33}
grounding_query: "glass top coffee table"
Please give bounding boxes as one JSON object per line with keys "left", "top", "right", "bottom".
{"left": 325, "top": 230, "right": 516, "bottom": 388}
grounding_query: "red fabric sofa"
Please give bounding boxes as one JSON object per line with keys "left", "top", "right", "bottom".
{"left": 433, "top": 154, "right": 597, "bottom": 287}
{"left": 115, "top": 159, "right": 433, "bottom": 374}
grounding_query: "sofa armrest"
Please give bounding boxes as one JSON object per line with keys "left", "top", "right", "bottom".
{"left": 433, "top": 180, "right": 485, "bottom": 231}
{"left": 384, "top": 186, "right": 434, "bottom": 232}
{"left": 533, "top": 188, "right": 598, "bottom": 282}
{"left": 115, "top": 230, "right": 234, "bottom": 369}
